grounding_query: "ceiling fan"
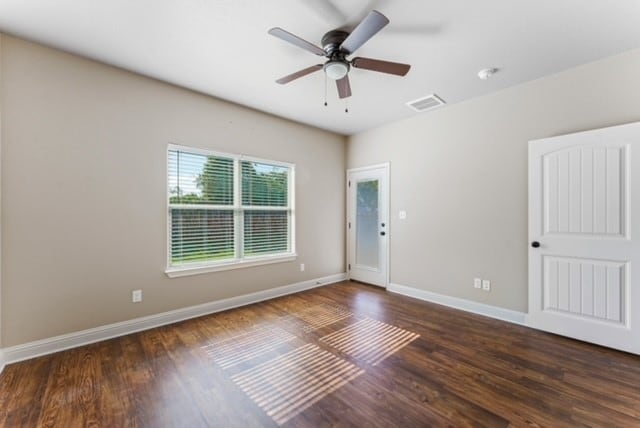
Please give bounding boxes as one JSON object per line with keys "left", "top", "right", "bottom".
{"left": 268, "top": 10, "right": 411, "bottom": 99}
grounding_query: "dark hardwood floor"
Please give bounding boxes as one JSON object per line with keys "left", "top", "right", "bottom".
{"left": 1, "top": 280, "right": 640, "bottom": 427}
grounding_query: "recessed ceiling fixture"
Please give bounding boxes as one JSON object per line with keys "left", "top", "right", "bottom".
{"left": 477, "top": 67, "right": 499, "bottom": 80}
{"left": 406, "top": 94, "right": 446, "bottom": 112}
{"left": 268, "top": 10, "right": 411, "bottom": 100}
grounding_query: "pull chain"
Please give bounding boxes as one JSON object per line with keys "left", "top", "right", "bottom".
{"left": 344, "top": 97, "right": 349, "bottom": 113}
{"left": 324, "top": 73, "right": 328, "bottom": 107}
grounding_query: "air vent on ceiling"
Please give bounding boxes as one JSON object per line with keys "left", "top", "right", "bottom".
{"left": 406, "top": 94, "right": 446, "bottom": 112}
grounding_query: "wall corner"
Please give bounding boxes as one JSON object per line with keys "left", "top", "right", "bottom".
{"left": 0, "top": 32, "right": 5, "bottom": 354}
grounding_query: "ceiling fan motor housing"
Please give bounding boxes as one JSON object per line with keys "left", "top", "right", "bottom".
{"left": 321, "top": 30, "right": 349, "bottom": 56}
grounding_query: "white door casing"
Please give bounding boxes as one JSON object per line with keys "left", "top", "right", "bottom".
{"left": 528, "top": 121, "right": 640, "bottom": 355}
{"left": 347, "top": 164, "right": 389, "bottom": 287}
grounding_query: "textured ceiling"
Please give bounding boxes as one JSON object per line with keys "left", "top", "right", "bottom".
{"left": 1, "top": 0, "right": 639, "bottom": 135}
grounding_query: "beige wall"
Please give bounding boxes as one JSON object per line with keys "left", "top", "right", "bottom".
{"left": 0, "top": 35, "right": 346, "bottom": 347}
{"left": 348, "top": 49, "right": 640, "bottom": 312}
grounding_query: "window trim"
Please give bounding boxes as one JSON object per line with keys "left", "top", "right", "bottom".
{"left": 165, "top": 143, "right": 296, "bottom": 277}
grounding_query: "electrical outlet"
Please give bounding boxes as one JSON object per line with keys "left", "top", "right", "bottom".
{"left": 132, "top": 289, "right": 142, "bottom": 303}
{"left": 474, "top": 278, "right": 482, "bottom": 289}
{"left": 482, "top": 280, "right": 491, "bottom": 291}
{"left": 399, "top": 210, "right": 407, "bottom": 220}
{"left": 300, "top": 263, "right": 305, "bottom": 272}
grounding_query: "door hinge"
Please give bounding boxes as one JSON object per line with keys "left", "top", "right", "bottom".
{"left": 348, "top": 222, "right": 351, "bottom": 229}
{"left": 348, "top": 181, "right": 351, "bottom": 187}
{"left": 348, "top": 264, "right": 351, "bottom": 270}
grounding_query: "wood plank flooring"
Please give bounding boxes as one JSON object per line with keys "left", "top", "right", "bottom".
{"left": 1, "top": 280, "right": 640, "bottom": 427}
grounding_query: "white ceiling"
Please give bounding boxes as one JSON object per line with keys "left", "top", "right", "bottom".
{"left": 1, "top": 0, "right": 639, "bottom": 136}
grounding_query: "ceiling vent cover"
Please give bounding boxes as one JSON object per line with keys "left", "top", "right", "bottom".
{"left": 406, "top": 94, "right": 446, "bottom": 112}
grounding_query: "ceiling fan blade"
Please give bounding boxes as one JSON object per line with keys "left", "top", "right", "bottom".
{"left": 268, "top": 27, "right": 326, "bottom": 56}
{"left": 276, "top": 64, "right": 323, "bottom": 84}
{"left": 339, "top": 10, "right": 389, "bottom": 54}
{"left": 336, "top": 75, "right": 352, "bottom": 99}
{"left": 351, "top": 57, "right": 410, "bottom": 76}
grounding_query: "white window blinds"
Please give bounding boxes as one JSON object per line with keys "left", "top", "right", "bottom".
{"left": 168, "top": 146, "right": 294, "bottom": 270}
{"left": 242, "top": 160, "right": 290, "bottom": 256}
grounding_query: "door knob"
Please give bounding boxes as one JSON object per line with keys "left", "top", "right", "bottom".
{"left": 380, "top": 231, "right": 386, "bottom": 236}
{"left": 531, "top": 241, "right": 540, "bottom": 248}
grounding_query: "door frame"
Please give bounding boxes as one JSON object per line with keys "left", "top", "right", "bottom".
{"left": 346, "top": 163, "right": 390, "bottom": 288}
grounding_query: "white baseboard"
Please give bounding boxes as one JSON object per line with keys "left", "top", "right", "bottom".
{"left": 0, "top": 349, "right": 5, "bottom": 374}
{"left": 388, "top": 283, "right": 527, "bottom": 326}
{"left": 1, "top": 272, "right": 347, "bottom": 368}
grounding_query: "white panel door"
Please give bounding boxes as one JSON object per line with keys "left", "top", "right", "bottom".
{"left": 529, "top": 121, "right": 640, "bottom": 354}
{"left": 347, "top": 164, "right": 389, "bottom": 287}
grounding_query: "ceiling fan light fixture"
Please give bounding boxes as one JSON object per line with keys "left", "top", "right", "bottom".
{"left": 324, "top": 61, "right": 349, "bottom": 80}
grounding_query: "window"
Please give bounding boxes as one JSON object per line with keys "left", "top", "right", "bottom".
{"left": 166, "top": 145, "right": 295, "bottom": 276}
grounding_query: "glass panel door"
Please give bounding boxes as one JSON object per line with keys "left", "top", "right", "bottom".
{"left": 356, "top": 179, "right": 379, "bottom": 269}
{"left": 348, "top": 164, "right": 388, "bottom": 287}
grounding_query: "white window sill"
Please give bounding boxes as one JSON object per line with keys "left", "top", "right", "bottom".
{"left": 165, "top": 253, "right": 297, "bottom": 278}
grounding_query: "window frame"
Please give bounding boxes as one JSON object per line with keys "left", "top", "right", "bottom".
{"left": 165, "top": 144, "right": 296, "bottom": 278}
